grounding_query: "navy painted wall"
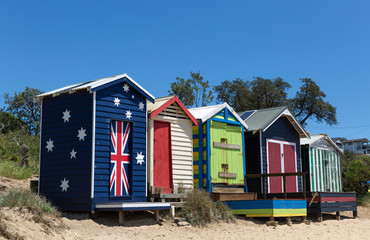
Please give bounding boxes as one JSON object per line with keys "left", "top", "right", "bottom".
{"left": 93, "top": 80, "right": 147, "bottom": 205}
{"left": 244, "top": 116, "right": 302, "bottom": 195}
{"left": 39, "top": 91, "right": 93, "bottom": 211}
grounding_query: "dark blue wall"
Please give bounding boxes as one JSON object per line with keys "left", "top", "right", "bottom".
{"left": 244, "top": 131, "right": 261, "bottom": 193}
{"left": 39, "top": 91, "right": 93, "bottom": 211}
{"left": 93, "top": 80, "right": 147, "bottom": 205}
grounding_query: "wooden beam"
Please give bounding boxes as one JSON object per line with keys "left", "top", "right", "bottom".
{"left": 119, "top": 211, "right": 124, "bottom": 225}
{"left": 212, "top": 187, "right": 244, "bottom": 194}
{"left": 218, "top": 172, "right": 237, "bottom": 178}
{"left": 213, "top": 142, "right": 241, "bottom": 150}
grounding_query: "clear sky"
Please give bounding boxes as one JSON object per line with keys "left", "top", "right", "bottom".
{"left": 1, "top": 1, "right": 369, "bottom": 140}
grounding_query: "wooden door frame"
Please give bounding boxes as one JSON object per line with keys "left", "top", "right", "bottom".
{"left": 266, "top": 138, "right": 298, "bottom": 193}
{"left": 153, "top": 120, "right": 173, "bottom": 193}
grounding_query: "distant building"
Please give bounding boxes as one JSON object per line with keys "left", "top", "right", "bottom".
{"left": 333, "top": 138, "right": 370, "bottom": 155}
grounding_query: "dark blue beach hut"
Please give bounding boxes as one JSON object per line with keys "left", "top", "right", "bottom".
{"left": 36, "top": 74, "right": 161, "bottom": 212}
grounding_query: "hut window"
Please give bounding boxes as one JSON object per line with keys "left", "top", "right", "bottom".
{"left": 221, "top": 138, "right": 228, "bottom": 143}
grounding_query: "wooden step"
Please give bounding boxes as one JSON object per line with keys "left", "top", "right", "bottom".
{"left": 211, "top": 192, "right": 257, "bottom": 201}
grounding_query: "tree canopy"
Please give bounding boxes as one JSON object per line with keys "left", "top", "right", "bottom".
{"left": 168, "top": 71, "right": 214, "bottom": 108}
{"left": 214, "top": 77, "right": 337, "bottom": 126}
{"left": 3, "top": 87, "right": 43, "bottom": 135}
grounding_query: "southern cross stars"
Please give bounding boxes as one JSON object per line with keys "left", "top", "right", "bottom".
{"left": 62, "top": 109, "right": 71, "bottom": 122}
{"left": 114, "top": 97, "right": 120, "bottom": 106}
{"left": 60, "top": 178, "right": 70, "bottom": 192}
{"left": 77, "top": 127, "right": 87, "bottom": 141}
{"left": 138, "top": 102, "right": 144, "bottom": 111}
{"left": 135, "top": 152, "right": 145, "bottom": 165}
{"left": 46, "top": 139, "right": 54, "bottom": 152}
{"left": 123, "top": 83, "right": 130, "bottom": 92}
{"left": 125, "top": 110, "right": 132, "bottom": 119}
{"left": 70, "top": 149, "right": 77, "bottom": 159}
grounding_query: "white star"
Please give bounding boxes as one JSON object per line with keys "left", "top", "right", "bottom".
{"left": 70, "top": 149, "right": 77, "bottom": 159}
{"left": 77, "top": 127, "right": 87, "bottom": 141}
{"left": 135, "top": 152, "right": 145, "bottom": 165}
{"left": 62, "top": 109, "right": 71, "bottom": 122}
{"left": 114, "top": 97, "right": 120, "bottom": 106}
{"left": 138, "top": 102, "right": 145, "bottom": 111}
{"left": 46, "top": 139, "right": 54, "bottom": 152}
{"left": 125, "top": 110, "right": 132, "bottom": 119}
{"left": 132, "top": 95, "right": 135, "bottom": 99}
{"left": 60, "top": 178, "right": 70, "bottom": 192}
{"left": 123, "top": 83, "right": 130, "bottom": 92}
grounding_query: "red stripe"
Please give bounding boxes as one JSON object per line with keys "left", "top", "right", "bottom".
{"left": 307, "top": 196, "right": 356, "bottom": 202}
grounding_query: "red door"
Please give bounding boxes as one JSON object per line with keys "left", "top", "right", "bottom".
{"left": 268, "top": 142, "right": 282, "bottom": 193}
{"left": 283, "top": 144, "right": 297, "bottom": 192}
{"left": 153, "top": 121, "right": 172, "bottom": 193}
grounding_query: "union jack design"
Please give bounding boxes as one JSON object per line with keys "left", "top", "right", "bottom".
{"left": 110, "top": 120, "right": 131, "bottom": 196}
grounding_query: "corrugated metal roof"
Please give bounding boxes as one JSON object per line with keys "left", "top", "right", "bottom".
{"left": 301, "top": 134, "right": 343, "bottom": 153}
{"left": 35, "top": 73, "right": 155, "bottom": 102}
{"left": 188, "top": 103, "right": 248, "bottom": 129}
{"left": 239, "top": 106, "right": 309, "bottom": 138}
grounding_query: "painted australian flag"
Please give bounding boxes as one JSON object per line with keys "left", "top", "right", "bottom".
{"left": 110, "top": 120, "right": 132, "bottom": 197}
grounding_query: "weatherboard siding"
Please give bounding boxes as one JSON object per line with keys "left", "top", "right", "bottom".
{"left": 93, "top": 81, "right": 148, "bottom": 204}
{"left": 39, "top": 91, "right": 93, "bottom": 211}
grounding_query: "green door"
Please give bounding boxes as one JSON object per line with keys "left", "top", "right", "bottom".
{"left": 210, "top": 121, "right": 244, "bottom": 185}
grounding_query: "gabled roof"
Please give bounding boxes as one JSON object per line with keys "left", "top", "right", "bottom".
{"left": 147, "top": 95, "right": 198, "bottom": 126}
{"left": 35, "top": 73, "right": 155, "bottom": 103}
{"left": 238, "top": 106, "right": 309, "bottom": 138}
{"left": 188, "top": 103, "right": 248, "bottom": 129}
{"left": 301, "top": 134, "right": 343, "bottom": 153}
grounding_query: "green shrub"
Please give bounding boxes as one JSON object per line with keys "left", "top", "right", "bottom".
{"left": 0, "top": 160, "right": 37, "bottom": 179}
{"left": 181, "top": 188, "right": 234, "bottom": 227}
{"left": 0, "top": 190, "right": 60, "bottom": 221}
{"left": 342, "top": 152, "right": 370, "bottom": 197}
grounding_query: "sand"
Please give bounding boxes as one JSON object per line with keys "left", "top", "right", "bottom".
{"left": 0, "top": 176, "right": 369, "bottom": 240}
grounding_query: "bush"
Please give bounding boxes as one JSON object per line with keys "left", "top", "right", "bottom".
{"left": 0, "top": 161, "right": 37, "bottom": 179}
{"left": 0, "top": 190, "right": 60, "bottom": 221}
{"left": 342, "top": 152, "right": 370, "bottom": 197}
{"left": 181, "top": 188, "right": 234, "bottom": 227}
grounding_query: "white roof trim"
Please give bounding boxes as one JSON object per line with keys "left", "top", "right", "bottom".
{"left": 189, "top": 103, "right": 248, "bottom": 129}
{"left": 35, "top": 73, "right": 155, "bottom": 102}
{"left": 302, "top": 134, "right": 343, "bottom": 153}
{"left": 262, "top": 108, "right": 310, "bottom": 138}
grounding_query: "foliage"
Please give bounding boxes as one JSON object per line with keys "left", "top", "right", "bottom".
{"left": 357, "top": 192, "right": 370, "bottom": 206}
{"left": 181, "top": 188, "right": 234, "bottom": 227}
{"left": 0, "top": 161, "right": 38, "bottom": 180}
{"left": 289, "top": 78, "right": 337, "bottom": 126}
{"left": 3, "top": 87, "right": 43, "bottom": 135}
{"left": 0, "top": 190, "right": 60, "bottom": 222}
{"left": 214, "top": 78, "right": 252, "bottom": 112}
{"left": 0, "top": 111, "right": 27, "bottom": 134}
{"left": 214, "top": 77, "right": 337, "bottom": 126}
{"left": 341, "top": 152, "right": 370, "bottom": 197}
{"left": 169, "top": 71, "right": 214, "bottom": 108}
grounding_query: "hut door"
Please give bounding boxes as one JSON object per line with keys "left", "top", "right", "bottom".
{"left": 267, "top": 141, "right": 283, "bottom": 193}
{"left": 153, "top": 121, "right": 172, "bottom": 193}
{"left": 110, "top": 120, "right": 132, "bottom": 197}
{"left": 283, "top": 143, "right": 298, "bottom": 192}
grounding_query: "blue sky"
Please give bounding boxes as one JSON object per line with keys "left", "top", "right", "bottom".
{"left": 1, "top": 1, "right": 369, "bottom": 140}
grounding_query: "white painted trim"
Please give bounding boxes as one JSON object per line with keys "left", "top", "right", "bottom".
{"left": 91, "top": 91, "right": 96, "bottom": 199}
{"left": 95, "top": 202, "right": 170, "bottom": 209}
{"left": 37, "top": 100, "right": 43, "bottom": 195}
{"left": 145, "top": 102, "right": 148, "bottom": 197}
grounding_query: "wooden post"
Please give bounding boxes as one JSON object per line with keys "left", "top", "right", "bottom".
{"left": 171, "top": 205, "right": 175, "bottom": 218}
{"left": 263, "top": 176, "right": 266, "bottom": 200}
{"left": 283, "top": 175, "right": 287, "bottom": 199}
{"left": 318, "top": 213, "right": 323, "bottom": 222}
{"left": 119, "top": 211, "right": 124, "bottom": 225}
{"left": 269, "top": 216, "right": 274, "bottom": 221}
{"left": 353, "top": 210, "right": 357, "bottom": 219}
{"left": 154, "top": 210, "right": 160, "bottom": 222}
{"left": 90, "top": 211, "right": 97, "bottom": 219}
{"left": 336, "top": 212, "right": 340, "bottom": 220}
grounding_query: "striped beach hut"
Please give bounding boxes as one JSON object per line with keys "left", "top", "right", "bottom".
{"left": 239, "top": 106, "right": 309, "bottom": 195}
{"left": 189, "top": 103, "right": 248, "bottom": 193}
{"left": 301, "top": 134, "right": 343, "bottom": 192}
{"left": 147, "top": 96, "right": 198, "bottom": 194}
{"left": 36, "top": 74, "right": 158, "bottom": 211}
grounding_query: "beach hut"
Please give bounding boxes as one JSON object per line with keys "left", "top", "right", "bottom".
{"left": 238, "top": 106, "right": 309, "bottom": 195}
{"left": 36, "top": 74, "right": 169, "bottom": 213}
{"left": 301, "top": 134, "right": 343, "bottom": 192}
{"left": 189, "top": 103, "right": 248, "bottom": 193}
{"left": 146, "top": 96, "right": 198, "bottom": 194}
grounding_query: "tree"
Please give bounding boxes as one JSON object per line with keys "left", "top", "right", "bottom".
{"left": 249, "top": 77, "right": 291, "bottom": 109}
{"left": 289, "top": 78, "right": 337, "bottom": 126}
{"left": 169, "top": 71, "right": 214, "bottom": 108}
{"left": 168, "top": 77, "right": 195, "bottom": 107}
{"left": 3, "top": 87, "right": 43, "bottom": 135}
{"left": 214, "top": 78, "right": 252, "bottom": 112}
{"left": 0, "top": 111, "right": 27, "bottom": 133}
